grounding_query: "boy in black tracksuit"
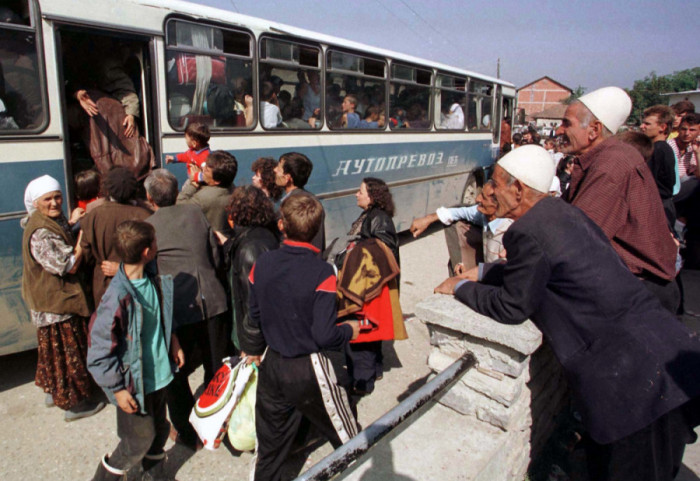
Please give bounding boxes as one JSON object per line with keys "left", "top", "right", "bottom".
{"left": 241, "top": 192, "right": 360, "bottom": 481}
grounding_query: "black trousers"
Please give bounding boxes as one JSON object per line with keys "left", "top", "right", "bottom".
{"left": 346, "top": 341, "right": 383, "bottom": 393}
{"left": 253, "top": 349, "right": 358, "bottom": 481}
{"left": 585, "top": 401, "right": 698, "bottom": 481}
{"left": 107, "top": 388, "right": 170, "bottom": 471}
{"left": 166, "top": 313, "right": 233, "bottom": 444}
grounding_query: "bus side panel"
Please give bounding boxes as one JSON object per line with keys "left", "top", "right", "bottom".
{"left": 318, "top": 173, "right": 470, "bottom": 239}
{"left": 0, "top": 158, "right": 67, "bottom": 214}
{"left": 0, "top": 217, "right": 35, "bottom": 356}
{"left": 163, "top": 137, "right": 492, "bottom": 240}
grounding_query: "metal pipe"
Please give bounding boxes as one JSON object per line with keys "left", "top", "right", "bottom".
{"left": 292, "top": 353, "right": 476, "bottom": 481}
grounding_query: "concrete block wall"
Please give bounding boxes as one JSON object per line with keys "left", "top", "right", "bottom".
{"left": 416, "top": 294, "right": 569, "bottom": 481}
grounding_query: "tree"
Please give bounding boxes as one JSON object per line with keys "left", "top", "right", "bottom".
{"left": 561, "top": 85, "right": 586, "bottom": 105}
{"left": 626, "top": 67, "right": 700, "bottom": 123}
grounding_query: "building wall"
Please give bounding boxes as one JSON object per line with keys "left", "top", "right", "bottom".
{"left": 517, "top": 78, "right": 572, "bottom": 121}
{"left": 665, "top": 93, "right": 700, "bottom": 110}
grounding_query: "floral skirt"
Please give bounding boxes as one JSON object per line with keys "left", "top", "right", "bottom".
{"left": 35, "top": 316, "right": 96, "bottom": 410}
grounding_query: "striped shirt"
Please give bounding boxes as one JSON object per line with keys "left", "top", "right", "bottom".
{"left": 668, "top": 137, "right": 697, "bottom": 180}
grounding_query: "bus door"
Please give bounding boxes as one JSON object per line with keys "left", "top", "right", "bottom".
{"left": 496, "top": 85, "right": 516, "bottom": 153}
{"left": 54, "top": 26, "right": 159, "bottom": 194}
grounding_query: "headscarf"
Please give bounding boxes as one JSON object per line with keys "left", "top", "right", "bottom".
{"left": 24, "top": 175, "right": 61, "bottom": 215}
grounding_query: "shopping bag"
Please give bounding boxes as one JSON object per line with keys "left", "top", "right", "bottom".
{"left": 188, "top": 356, "right": 255, "bottom": 450}
{"left": 227, "top": 363, "right": 258, "bottom": 451}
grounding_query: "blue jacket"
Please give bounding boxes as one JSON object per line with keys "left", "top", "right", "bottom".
{"left": 87, "top": 263, "right": 174, "bottom": 414}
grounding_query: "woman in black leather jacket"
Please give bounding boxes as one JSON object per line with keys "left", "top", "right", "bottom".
{"left": 222, "top": 186, "right": 280, "bottom": 355}
{"left": 346, "top": 177, "right": 399, "bottom": 395}
{"left": 350, "top": 177, "right": 399, "bottom": 265}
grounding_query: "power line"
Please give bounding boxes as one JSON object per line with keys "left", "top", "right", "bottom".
{"left": 377, "top": 0, "right": 462, "bottom": 66}
{"left": 228, "top": 0, "right": 240, "bottom": 13}
{"left": 374, "top": 0, "right": 422, "bottom": 39}
{"left": 397, "top": 0, "right": 443, "bottom": 38}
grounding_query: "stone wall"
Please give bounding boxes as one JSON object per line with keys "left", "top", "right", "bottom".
{"left": 416, "top": 294, "right": 569, "bottom": 481}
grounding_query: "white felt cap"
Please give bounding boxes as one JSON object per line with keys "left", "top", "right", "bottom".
{"left": 497, "top": 145, "right": 556, "bottom": 194}
{"left": 578, "top": 86, "right": 631, "bottom": 133}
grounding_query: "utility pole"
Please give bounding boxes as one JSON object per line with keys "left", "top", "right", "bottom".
{"left": 497, "top": 58, "right": 500, "bottom": 79}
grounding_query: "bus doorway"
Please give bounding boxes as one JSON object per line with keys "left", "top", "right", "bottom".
{"left": 56, "top": 28, "right": 158, "bottom": 202}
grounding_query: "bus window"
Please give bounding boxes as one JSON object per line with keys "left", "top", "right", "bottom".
{"left": 165, "top": 19, "right": 253, "bottom": 130}
{"left": 389, "top": 63, "right": 431, "bottom": 130}
{"left": 436, "top": 73, "right": 466, "bottom": 131}
{"left": 259, "top": 38, "right": 321, "bottom": 130}
{"left": 326, "top": 50, "right": 386, "bottom": 130}
{"left": 467, "top": 80, "right": 494, "bottom": 132}
{"left": 0, "top": 2, "right": 46, "bottom": 132}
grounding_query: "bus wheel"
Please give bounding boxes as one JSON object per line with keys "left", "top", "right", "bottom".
{"left": 461, "top": 174, "right": 482, "bottom": 205}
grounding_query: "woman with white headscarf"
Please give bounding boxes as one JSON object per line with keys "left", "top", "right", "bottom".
{"left": 21, "top": 175, "right": 105, "bottom": 420}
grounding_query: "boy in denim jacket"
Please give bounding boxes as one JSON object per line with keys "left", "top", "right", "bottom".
{"left": 88, "top": 220, "right": 184, "bottom": 481}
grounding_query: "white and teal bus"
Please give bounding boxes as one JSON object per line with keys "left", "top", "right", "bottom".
{"left": 0, "top": 0, "right": 515, "bottom": 355}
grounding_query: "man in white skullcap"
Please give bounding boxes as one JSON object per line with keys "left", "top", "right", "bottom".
{"left": 556, "top": 87, "right": 679, "bottom": 313}
{"left": 435, "top": 145, "right": 700, "bottom": 481}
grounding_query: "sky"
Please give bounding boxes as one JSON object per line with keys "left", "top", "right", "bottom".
{"left": 187, "top": 0, "right": 700, "bottom": 92}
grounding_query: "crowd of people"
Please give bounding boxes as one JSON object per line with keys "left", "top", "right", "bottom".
{"left": 417, "top": 86, "right": 700, "bottom": 481}
{"left": 20, "top": 128, "right": 403, "bottom": 481}
{"left": 19, "top": 81, "right": 700, "bottom": 481}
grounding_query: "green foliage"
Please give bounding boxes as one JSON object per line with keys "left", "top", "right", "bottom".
{"left": 626, "top": 67, "right": 700, "bottom": 123}
{"left": 561, "top": 85, "right": 586, "bottom": 105}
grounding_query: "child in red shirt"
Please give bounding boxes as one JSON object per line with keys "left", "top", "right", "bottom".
{"left": 165, "top": 122, "right": 211, "bottom": 182}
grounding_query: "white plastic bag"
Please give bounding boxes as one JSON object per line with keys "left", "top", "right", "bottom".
{"left": 227, "top": 364, "right": 258, "bottom": 451}
{"left": 189, "top": 357, "right": 255, "bottom": 450}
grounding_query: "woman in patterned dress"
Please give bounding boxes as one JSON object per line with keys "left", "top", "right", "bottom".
{"left": 21, "top": 175, "right": 105, "bottom": 420}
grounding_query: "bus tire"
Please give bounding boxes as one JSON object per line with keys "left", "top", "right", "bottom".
{"left": 461, "top": 172, "right": 483, "bottom": 206}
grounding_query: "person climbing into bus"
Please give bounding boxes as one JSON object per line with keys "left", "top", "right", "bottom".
{"left": 64, "top": 36, "right": 154, "bottom": 179}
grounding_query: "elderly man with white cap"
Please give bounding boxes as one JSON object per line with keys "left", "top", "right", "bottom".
{"left": 435, "top": 146, "right": 700, "bottom": 481}
{"left": 556, "top": 86, "right": 679, "bottom": 313}
{"left": 21, "top": 175, "right": 105, "bottom": 421}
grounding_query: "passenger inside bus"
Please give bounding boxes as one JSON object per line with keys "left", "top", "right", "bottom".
{"left": 260, "top": 80, "right": 282, "bottom": 129}
{"left": 164, "top": 26, "right": 254, "bottom": 130}
{"left": 389, "top": 85, "right": 430, "bottom": 130}
{"left": 281, "top": 98, "right": 312, "bottom": 129}
{"left": 277, "top": 90, "right": 291, "bottom": 114}
{"left": 439, "top": 94, "right": 465, "bottom": 130}
{"left": 324, "top": 73, "right": 386, "bottom": 130}
{"left": 296, "top": 70, "right": 321, "bottom": 121}
{"left": 406, "top": 103, "right": 430, "bottom": 129}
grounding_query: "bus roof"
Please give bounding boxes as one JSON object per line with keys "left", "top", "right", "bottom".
{"left": 39, "top": 0, "right": 514, "bottom": 88}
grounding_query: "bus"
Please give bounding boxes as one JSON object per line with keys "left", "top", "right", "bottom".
{"left": 0, "top": 0, "right": 516, "bottom": 355}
